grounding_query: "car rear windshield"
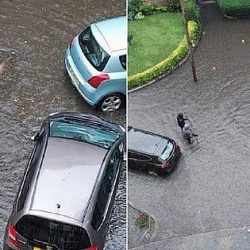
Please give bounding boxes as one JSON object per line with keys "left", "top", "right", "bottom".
{"left": 79, "top": 27, "right": 110, "bottom": 71}
{"left": 159, "top": 142, "right": 174, "bottom": 161}
{"left": 15, "top": 215, "right": 91, "bottom": 249}
{"left": 49, "top": 121, "right": 118, "bottom": 149}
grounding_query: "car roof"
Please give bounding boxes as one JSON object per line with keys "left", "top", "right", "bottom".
{"left": 91, "top": 16, "right": 126, "bottom": 52}
{"left": 30, "top": 137, "right": 108, "bottom": 223}
{"left": 128, "top": 127, "right": 169, "bottom": 156}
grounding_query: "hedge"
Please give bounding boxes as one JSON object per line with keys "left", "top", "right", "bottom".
{"left": 128, "top": 21, "right": 199, "bottom": 89}
{"left": 217, "top": 0, "right": 250, "bottom": 17}
{"left": 129, "top": 0, "right": 180, "bottom": 20}
{"left": 129, "top": 0, "right": 200, "bottom": 23}
{"left": 184, "top": 0, "right": 200, "bottom": 24}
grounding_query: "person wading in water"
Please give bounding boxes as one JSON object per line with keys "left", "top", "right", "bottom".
{"left": 177, "top": 113, "right": 188, "bottom": 130}
{"left": 177, "top": 113, "right": 198, "bottom": 144}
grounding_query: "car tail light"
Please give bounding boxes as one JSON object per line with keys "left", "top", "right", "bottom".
{"left": 162, "top": 161, "right": 170, "bottom": 169}
{"left": 87, "top": 74, "right": 110, "bottom": 89}
{"left": 87, "top": 245, "right": 99, "bottom": 250}
{"left": 8, "top": 225, "right": 18, "bottom": 247}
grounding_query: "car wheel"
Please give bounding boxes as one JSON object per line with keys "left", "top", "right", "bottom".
{"left": 155, "top": 169, "right": 166, "bottom": 177}
{"left": 156, "top": 168, "right": 173, "bottom": 177}
{"left": 98, "top": 94, "right": 124, "bottom": 112}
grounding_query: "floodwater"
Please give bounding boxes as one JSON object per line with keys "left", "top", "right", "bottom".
{"left": 0, "top": 0, "right": 126, "bottom": 249}
{"left": 129, "top": 3, "right": 250, "bottom": 247}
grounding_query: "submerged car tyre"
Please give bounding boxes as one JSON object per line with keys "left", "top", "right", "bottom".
{"left": 156, "top": 168, "right": 173, "bottom": 177}
{"left": 99, "top": 94, "right": 124, "bottom": 112}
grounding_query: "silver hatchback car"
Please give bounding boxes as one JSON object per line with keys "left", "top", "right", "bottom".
{"left": 4, "top": 112, "right": 125, "bottom": 250}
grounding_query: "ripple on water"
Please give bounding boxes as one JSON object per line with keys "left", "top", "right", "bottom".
{"left": 104, "top": 169, "right": 126, "bottom": 249}
{"left": 0, "top": 0, "right": 126, "bottom": 248}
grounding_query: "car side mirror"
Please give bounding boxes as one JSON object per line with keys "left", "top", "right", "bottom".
{"left": 31, "top": 133, "right": 39, "bottom": 142}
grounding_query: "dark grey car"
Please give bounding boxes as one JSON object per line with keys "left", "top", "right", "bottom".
{"left": 3, "top": 112, "right": 125, "bottom": 250}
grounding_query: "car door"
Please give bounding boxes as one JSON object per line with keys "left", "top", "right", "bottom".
{"left": 128, "top": 151, "right": 151, "bottom": 171}
{"left": 15, "top": 130, "right": 46, "bottom": 212}
{"left": 128, "top": 151, "right": 139, "bottom": 169}
{"left": 97, "top": 53, "right": 126, "bottom": 98}
{"left": 91, "top": 147, "right": 122, "bottom": 247}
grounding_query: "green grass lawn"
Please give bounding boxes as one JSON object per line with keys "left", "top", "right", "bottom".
{"left": 217, "top": 0, "right": 250, "bottom": 16}
{"left": 128, "top": 12, "right": 184, "bottom": 76}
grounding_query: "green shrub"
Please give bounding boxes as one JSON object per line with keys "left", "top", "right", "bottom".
{"left": 139, "top": 2, "right": 173, "bottom": 15}
{"left": 138, "top": 0, "right": 200, "bottom": 21}
{"left": 139, "top": 2, "right": 156, "bottom": 15}
{"left": 136, "top": 212, "right": 149, "bottom": 229}
{"left": 128, "top": 21, "right": 198, "bottom": 89}
{"left": 184, "top": 0, "right": 201, "bottom": 24}
{"left": 167, "top": 0, "right": 181, "bottom": 12}
{"left": 135, "top": 12, "right": 145, "bottom": 20}
{"left": 217, "top": 0, "right": 250, "bottom": 17}
{"left": 129, "top": 0, "right": 181, "bottom": 19}
{"left": 129, "top": 0, "right": 200, "bottom": 21}
{"left": 129, "top": 0, "right": 143, "bottom": 19}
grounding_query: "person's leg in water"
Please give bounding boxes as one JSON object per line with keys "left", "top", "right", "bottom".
{"left": 187, "top": 135, "right": 192, "bottom": 144}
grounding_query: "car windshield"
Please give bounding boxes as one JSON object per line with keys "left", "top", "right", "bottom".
{"left": 16, "top": 215, "right": 91, "bottom": 250}
{"left": 159, "top": 142, "right": 174, "bottom": 161}
{"left": 49, "top": 121, "right": 118, "bottom": 149}
{"left": 79, "top": 27, "right": 110, "bottom": 71}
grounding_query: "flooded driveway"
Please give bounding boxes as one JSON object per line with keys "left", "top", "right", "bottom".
{"left": 0, "top": 0, "right": 125, "bottom": 249}
{"left": 129, "top": 3, "right": 250, "bottom": 248}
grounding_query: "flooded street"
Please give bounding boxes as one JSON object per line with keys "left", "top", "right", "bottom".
{"left": 0, "top": 0, "right": 125, "bottom": 249}
{"left": 129, "top": 3, "right": 250, "bottom": 248}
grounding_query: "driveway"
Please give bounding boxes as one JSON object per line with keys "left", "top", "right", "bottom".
{"left": 128, "top": 3, "right": 250, "bottom": 249}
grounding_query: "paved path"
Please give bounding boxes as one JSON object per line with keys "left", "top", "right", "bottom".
{"left": 131, "top": 226, "right": 250, "bottom": 250}
{"left": 129, "top": 3, "right": 250, "bottom": 249}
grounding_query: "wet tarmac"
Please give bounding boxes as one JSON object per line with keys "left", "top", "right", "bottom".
{"left": 0, "top": 0, "right": 126, "bottom": 249}
{"left": 128, "top": 3, "right": 250, "bottom": 248}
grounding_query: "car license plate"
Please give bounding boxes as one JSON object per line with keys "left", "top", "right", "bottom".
{"left": 33, "top": 247, "right": 43, "bottom": 250}
{"left": 69, "top": 67, "right": 80, "bottom": 85}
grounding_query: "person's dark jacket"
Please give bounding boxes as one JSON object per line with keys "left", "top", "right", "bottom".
{"left": 177, "top": 114, "right": 187, "bottom": 129}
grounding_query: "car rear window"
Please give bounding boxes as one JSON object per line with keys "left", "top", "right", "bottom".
{"left": 119, "top": 55, "right": 126, "bottom": 70}
{"left": 79, "top": 27, "right": 110, "bottom": 71}
{"left": 49, "top": 121, "right": 118, "bottom": 149}
{"left": 128, "top": 129, "right": 165, "bottom": 155}
{"left": 15, "top": 215, "right": 91, "bottom": 249}
{"left": 159, "top": 142, "right": 174, "bottom": 161}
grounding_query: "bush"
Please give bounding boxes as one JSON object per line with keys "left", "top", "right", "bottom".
{"left": 167, "top": 0, "right": 181, "bottom": 12}
{"left": 128, "top": 0, "right": 143, "bottom": 20}
{"left": 139, "top": 2, "right": 173, "bottom": 15}
{"left": 184, "top": 0, "right": 201, "bottom": 24}
{"left": 136, "top": 212, "right": 149, "bottom": 229}
{"left": 139, "top": 2, "right": 157, "bottom": 15}
{"left": 128, "top": 21, "right": 199, "bottom": 89}
{"left": 217, "top": 0, "right": 250, "bottom": 17}
{"left": 135, "top": 12, "right": 145, "bottom": 20}
{"left": 129, "top": 0, "right": 200, "bottom": 23}
{"left": 129, "top": 0, "right": 181, "bottom": 19}
{"left": 129, "top": 0, "right": 200, "bottom": 22}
